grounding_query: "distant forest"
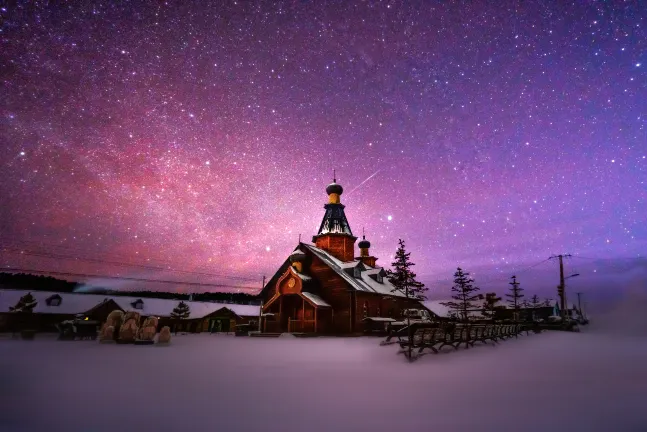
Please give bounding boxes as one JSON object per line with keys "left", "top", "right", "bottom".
{"left": 0, "top": 272, "right": 261, "bottom": 305}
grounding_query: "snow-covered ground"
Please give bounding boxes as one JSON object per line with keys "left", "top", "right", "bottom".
{"left": 1, "top": 328, "right": 647, "bottom": 431}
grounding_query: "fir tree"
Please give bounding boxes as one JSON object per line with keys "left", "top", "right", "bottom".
{"left": 506, "top": 276, "right": 524, "bottom": 322}
{"left": 170, "top": 301, "right": 190, "bottom": 335}
{"left": 543, "top": 298, "right": 552, "bottom": 307}
{"left": 529, "top": 294, "right": 542, "bottom": 322}
{"left": 481, "top": 292, "right": 502, "bottom": 321}
{"left": 441, "top": 267, "right": 481, "bottom": 323}
{"left": 386, "top": 239, "right": 428, "bottom": 301}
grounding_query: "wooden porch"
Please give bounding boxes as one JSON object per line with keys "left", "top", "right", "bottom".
{"left": 262, "top": 293, "right": 331, "bottom": 334}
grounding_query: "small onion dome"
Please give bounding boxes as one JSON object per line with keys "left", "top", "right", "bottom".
{"left": 358, "top": 238, "right": 371, "bottom": 249}
{"left": 326, "top": 181, "right": 343, "bottom": 196}
{"left": 289, "top": 249, "right": 306, "bottom": 263}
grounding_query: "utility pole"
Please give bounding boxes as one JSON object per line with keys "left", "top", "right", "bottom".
{"left": 576, "top": 292, "right": 585, "bottom": 319}
{"left": 509, "top": 275, "right": 520, "bottom": 323}
{"left": 259, "top": 275, "right": 266, "bottom": 333}
{"left": 549, "top": 254, "right": 571, "bottom": 319}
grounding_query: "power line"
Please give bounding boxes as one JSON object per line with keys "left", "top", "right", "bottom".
{"left": 0, "top": 267, "right": 262, "bottom": 292}
{"left": 0, "top": 238, "right": 261, "bottom": 282}
{"left": 0, "top": 237, "right": 227, "bottom": 271}
{"left": 475, "top": 258, "right": 552, "bottom": 284}
{"left": 0, "top": 246, "right": 260, "bottom": 282}
{"left": 570, "top": 255, "right": 601, "bottom": 260}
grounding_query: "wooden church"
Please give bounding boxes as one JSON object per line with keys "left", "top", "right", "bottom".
{"left": 260, "top": 178, "right": 425, "bottom": 334}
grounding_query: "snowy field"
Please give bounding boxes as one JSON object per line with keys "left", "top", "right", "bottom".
{"left": 1, "top": 327, "right": 647, "bottom": 432}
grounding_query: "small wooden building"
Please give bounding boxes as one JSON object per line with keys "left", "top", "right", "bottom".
{"left": 0, "top": 290, "right": 122, "bottom": 332}
{"left": 260, "top": 179, "right": 427, "bottom": 335}
{"left": 0, "top": 289, "right": 260, "bottom": 334}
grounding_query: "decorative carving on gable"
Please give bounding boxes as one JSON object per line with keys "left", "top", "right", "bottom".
{"left": 277, "top": 269, "right": 302, "bottom": 295}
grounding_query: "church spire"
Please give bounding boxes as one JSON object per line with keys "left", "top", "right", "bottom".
{"left": 312, "top": 176, "right": 357, "bottom": 261}
{"left": 319, "top": 178, "right": 352, "bottom": 236}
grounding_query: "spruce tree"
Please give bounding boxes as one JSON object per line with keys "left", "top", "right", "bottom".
{"left": 481, "top": 292, "right": 502, "bottom": 321}
{"left": 441, "top": 268, "right": 481, "bottom": 323}
{"left": 543, "top": 298, "right": 553, "bottom": 307}
{"left": 529, "top": 294, "right": 541, "bottom": 322}
{"left": 386, "top": 239, "right": 428, "bottom": 301}
{"left": 170, "top": 301, "right": 191, "bottom": 335}
{"left": 506, "top": 276, "right": 524, "bottom": 322}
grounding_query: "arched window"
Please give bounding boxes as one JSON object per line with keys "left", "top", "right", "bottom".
{"left": 363, "top": 301, "right": 368, "bottom": 318}
{"left": 376, "top": 307, "right": 381, "bottom": 317}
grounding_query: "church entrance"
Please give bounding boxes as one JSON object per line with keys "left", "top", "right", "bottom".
{"left": 280, "top": 294, "right": 303, "bottom": 332}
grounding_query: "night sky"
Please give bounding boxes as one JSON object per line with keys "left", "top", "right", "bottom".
{"left": 1, "top": 1, "right": 645, "bottom": 297}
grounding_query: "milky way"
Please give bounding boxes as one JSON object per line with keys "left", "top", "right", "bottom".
{"left": 1, "top": 1, "right": 645, "bottom": 295}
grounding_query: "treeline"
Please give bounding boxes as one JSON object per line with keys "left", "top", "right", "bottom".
{"left": 108, "top": 290, "right": 261, "bottom": 305}
{"left": 0, "top": 272, "right": 261, "bottom": 305}
{"left": 0, "top": 273, "right": 79, "bottom": 292}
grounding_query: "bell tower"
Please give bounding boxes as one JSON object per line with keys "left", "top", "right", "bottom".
{"left": 312, "top": 174, "right": 357, "bottom": 262}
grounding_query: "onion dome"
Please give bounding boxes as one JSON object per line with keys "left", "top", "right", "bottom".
{"left": 358, "top": 237, "right": 371, "bottom": 249}
{"left": 289, "top": 249, "right": 306, "bottom": 263}
{"left": 326, "top": 181, "right": 343, "bottom": 196}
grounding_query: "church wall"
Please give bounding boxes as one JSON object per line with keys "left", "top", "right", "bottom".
{"left": 308, "top": 254, "right": 353, "bottom": 333}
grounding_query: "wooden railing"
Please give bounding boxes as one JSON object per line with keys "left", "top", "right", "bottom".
{"left": 288, "top": 319, "right": 315, "bottom": 333}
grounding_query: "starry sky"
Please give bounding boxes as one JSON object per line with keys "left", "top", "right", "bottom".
{"left": 1, "top": 1, "right": 645, "bottom": 298}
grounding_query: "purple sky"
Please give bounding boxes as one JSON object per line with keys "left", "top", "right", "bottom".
{"left": 1, "top": 1, "right": 645, "bottom": 298}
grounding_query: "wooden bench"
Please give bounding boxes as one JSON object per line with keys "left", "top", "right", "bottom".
{"left": 391, "top": 321, "right": 535, "bottom": 361}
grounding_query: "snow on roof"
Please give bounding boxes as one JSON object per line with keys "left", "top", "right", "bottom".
{"left": 0, "top": 289, "right": 112, "bottom": 315}
{"left": 423, "top": 300, "right": 484, "bottom": 318}
{"left": 217, "top": 303, "right": 260, "bottom": 317}
{"left": 423, "top": 300, "right": 452, "bottom": 318}
{"left": 112, "top": 296, "right": 260, "bottom": 319}
{"left": 0, "top": 289, "right": 260, "bottom": 319}
{"left": 112, "top": 296, "right": 219, "bottom": 319}
{"left": 364, "top": 268, "right": 383, "bottom": 276}
{"left": 289, "top": 267, "right": 312, "bottom": 281}
{"left": 302, "top": 244, "right": 411, "bottom": 299}
{"left": 301, "top": 291, "right": 331, "bottom": 307}
{"left": 362, "top": 317, "right": 396, "bottom": 322}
